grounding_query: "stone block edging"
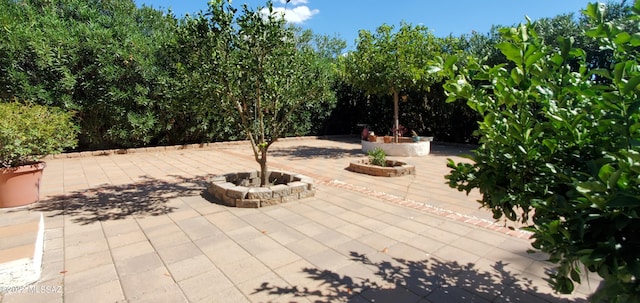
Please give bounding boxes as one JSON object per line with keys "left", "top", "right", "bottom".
{"left": 207, "top": 170, "right": 315, "bottom": 208}
{"left": 347, "top": 159, "right": 415, "bottom": 177}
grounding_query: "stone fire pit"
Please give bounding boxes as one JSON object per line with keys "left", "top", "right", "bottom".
{"left": 347, "top": 159, "right": 415, "bottom": 177}
{"left": 207, "top": 170, "right": 315, "bottom": 208}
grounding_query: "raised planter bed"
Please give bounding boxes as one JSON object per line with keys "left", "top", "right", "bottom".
{"left": 207, "top": 170, "right": 315, "bottom": 208}
{"left": 361, "top": 137, "right": 433, "bottom": 157}
{"left": 347, "top": 159, "right": 415, "bottom": 177}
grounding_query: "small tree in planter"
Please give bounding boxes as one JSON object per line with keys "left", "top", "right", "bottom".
{"left": 0, "top": 101, "right": 78, "bottom": 207}
{"left": 205, "top": 0, "right": 337, "bottom": 186}
{"left": 342, "top": 23, "right": 441, "bottom": 143}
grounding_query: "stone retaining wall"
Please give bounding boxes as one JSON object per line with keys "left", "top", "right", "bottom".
{"left": 347, "top": 159, "right": 415, "bottom": 177}
{"left": 207, "top": 170, "right": 315, "bottom": 208}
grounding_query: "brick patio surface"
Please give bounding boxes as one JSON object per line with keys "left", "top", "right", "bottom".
{"left": 0, "top": 137, "right": 600, "bottom": 302}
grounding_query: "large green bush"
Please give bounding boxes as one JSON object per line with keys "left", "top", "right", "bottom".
{"left": 0, "top": 0, "right": 342, "bottom": 149}
{"left": 0, "top": 0, "right": 624, "bottom": 149}
{"left": 438, "top": 2, "right": 640, "bottom": 301}
{"left": 0, "top": 102, "right": 78, "bottom": 167}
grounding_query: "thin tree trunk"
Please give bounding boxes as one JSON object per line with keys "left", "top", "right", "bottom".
{"left": 393, "top": 89, "right": 400, "bottom": 143}
{"left": 259, "top": 149, "right": 268, "bottom": 186}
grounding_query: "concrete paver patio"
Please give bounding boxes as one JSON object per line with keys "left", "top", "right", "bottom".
{"left": 0, "top": 137, "right": 600, "bottom": 302}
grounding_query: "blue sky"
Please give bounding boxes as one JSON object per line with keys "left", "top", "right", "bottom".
{"left": 134, "top": 0, "right": 595, "bottom": 48}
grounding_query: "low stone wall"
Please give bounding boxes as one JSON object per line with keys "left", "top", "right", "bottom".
{"left": 361, "top": 137, "right": 433, "bottom": 157}
{"left": 207, "top": 170, "right": 315, "bottom": 208}
{"left": 347, "top": 159, "right": 415, "bottom": 177}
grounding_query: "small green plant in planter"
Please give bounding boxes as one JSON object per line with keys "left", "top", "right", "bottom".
{"left": 367, "top": 147, "right": 386, "bottom": 167}
{"left": 0, "top": 101, "right": 78, "bottom": 207}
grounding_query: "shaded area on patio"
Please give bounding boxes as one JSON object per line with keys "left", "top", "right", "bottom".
{"left": 269, "top": 145, "right": 363, "bottom": 160}
{"left": 253, "top": 251, "right": 585, "bottom": 303}
{"left": 30, "top": 175, "right": 210, "bottom": 225}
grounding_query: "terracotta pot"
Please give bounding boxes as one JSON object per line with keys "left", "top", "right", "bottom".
{"left": 383, "top": 136, "right": 392, "bottom": 143}
{"left": 368, "top": 135, "right": 378, "bottom": 142}
{"left": 0, "top": 162, "right": 46, "bottom": 208}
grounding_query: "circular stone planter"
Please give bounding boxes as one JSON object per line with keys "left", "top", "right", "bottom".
{"left": 207, "top": 170, "right": 315, "bottom": 208}
{"left": 347, "top": 159, "right": 415, "bottom": 177}
{"left": 361, "top": 137, "right": 434, "bottom": 157}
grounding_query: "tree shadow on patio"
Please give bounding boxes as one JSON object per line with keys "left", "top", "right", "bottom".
{"left": 254, "top": 251, "right": 589, "bottom": 303}
{"left": 30, "top": 175, "right": 210, "bottom": 225}
{"left": 270, "top": 145, "right": 363, "bottom": 160}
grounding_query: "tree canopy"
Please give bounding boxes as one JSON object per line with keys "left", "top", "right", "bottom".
{"left": 203, "top": 0, "right": 338, "bottom": 185}
{"left": 439, "top": 1, "right": 640, "bottom": 301}
{"left": 342, "top": 22, "right": 442, "bottom": 141}
{"left": 0, "top": 0, "right": 342, "bottom": 150}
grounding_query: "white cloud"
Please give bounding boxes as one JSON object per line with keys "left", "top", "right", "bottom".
{"left": 261, "top": 5, "right": 319, "bottom": 24}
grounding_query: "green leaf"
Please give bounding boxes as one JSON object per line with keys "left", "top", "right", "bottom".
{"left": 614, "top": 32, "right": 631, "bottom": 44}
{"left": 630, "top": 33, "right": 640, "bottom": 46}
{"left": 591, "top": 68, "right": 612, "bottom": 80}
{"left": 577, "top": 181, "right": 607, "bottom": 194}
{"left": 623, "top": 76, "right": 640, "bottom": 94}
{"left": 444, "top": 55, "right": 458, "bottom": 70}
{"left": 497, "top": 42, "right": 522, "bottom": 64}
{"left": 550, "top": 54, "right": 563, "bottom": 66}
{"left": 616, "top": 172, "right": 631, "bottom": 190}
{"left": 613, "top": 62, "right": 625, "bottom": 83}
{"left": 570, "top": 268, "right": 582, "bottom": 284}
{"left": 569, "top": 48, "right": 586, "bottom": 59}
{"left": 525, "top": 48, "right": 545, "bottom": 68}
{"left": 557, "top": 276, "right": 575, "bottom": 294}
{"left": 598, "top": 164, "right": 615, "bottom": 182}
{"left": 484, "top": 113, "right": 496, "bottom": 126}
{"left": 559, "top": 36, "right": 573, "bottom": 60}
{"left": 511, "top": 67, "right": 525, "bottom": 84}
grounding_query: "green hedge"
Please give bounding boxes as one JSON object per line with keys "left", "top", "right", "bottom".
{"left": 0, "top": 102, "right": 78, "bottom": 167}
{"left": 1, "top": 0, "right": 623, "bottom": 149}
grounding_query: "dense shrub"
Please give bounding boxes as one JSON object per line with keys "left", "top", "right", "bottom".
{"left": 0, "top": 0, "right": 624, "bottom": 149}
{"left": 440, "top": 2, "right": 640, "bottom": 301}
{"left": 0, "top": 102, "right": 78, "bottom": 167}
{"left": 0, "top": 0, "right": 342, "bottom": 150}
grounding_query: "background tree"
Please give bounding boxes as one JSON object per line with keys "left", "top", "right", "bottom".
{"left": 438, "top": 2, "right": 640, "bottom": 301}
{"left": 342, "top": 22, "right": 441, "bottom": 142}
{"left": 206, "top": 0, "right": 338, "bottom": 186}
{"left": 1, "top": 0, "right": 614, "bottom": 150}
{"left": 0, "top": 0, "right": 177, "bottom": 149}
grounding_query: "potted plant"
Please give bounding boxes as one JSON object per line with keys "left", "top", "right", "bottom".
{"left": 411, "top": 130, "right": 420, "bottom": 142}
{"left": 0, "top": 101, "right": 78, "bottom": 208}
{"left": 367, "top": 131, "right": 377, "bottom": 142}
